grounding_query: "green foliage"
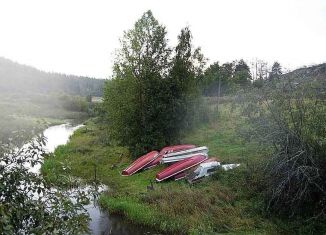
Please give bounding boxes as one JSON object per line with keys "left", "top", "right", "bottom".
{"left": 242, "top": 77, "right": 326, "bottom": 222}
{"left": 233, "top": 59, "right": 251, "bottom": 87}
{"left": 201, "top": 59, "right": 252, "bottom": 97}
{"left": 103, "top": 11, "right": 204, "bottom": 157}
{"left": 0, "top": 135, "right": 89, "bottom": 234}
{"left": 58, "top": 94, "right": 88, "bottom": 112}
{"left": 269, "top": 61, "right": 282, "bottom": 80}
{"left": 165, "top": 27, "right": 205, "bottom": 142}
{"left": 202, "top": 62, "right": 221, "bottom": 96}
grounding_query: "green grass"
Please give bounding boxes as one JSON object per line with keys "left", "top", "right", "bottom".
{"left": 183, "top": 105, "right": 263, "bottom": 163}
{"left": 41, "top": 104, "right": 280, "bottom": 234}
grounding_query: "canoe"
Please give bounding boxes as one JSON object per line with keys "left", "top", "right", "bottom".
{"left": 121, "top": 151, "right": 159, "bottom": 176}
{"left": 174, "top": 172, "right": 186, "bottom": 181}
{"left": 161, "top": 146, "right": 208, "bottom": 164}
{"left": 159, "top": 144, "right": 197, "bottom": 155}
{"left": 143, "top": 144, "right": 196, "bottom": 169}
{"left": 156, "top": 154, "right": 208, "bottom": 182}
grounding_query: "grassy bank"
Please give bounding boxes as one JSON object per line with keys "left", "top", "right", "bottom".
{"left": 41, "top": 103, "right": 280, "bottom": 234}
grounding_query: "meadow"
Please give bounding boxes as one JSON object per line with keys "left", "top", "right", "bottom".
{"left": 41, "top": 101, "right": 285, "bottom": 234}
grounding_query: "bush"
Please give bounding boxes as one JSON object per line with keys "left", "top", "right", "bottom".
{"left": 0, "top": 134, "right": 89, "bottom": 234}
{"left": 243, "top": 78, "right": 326, "bottom": 219}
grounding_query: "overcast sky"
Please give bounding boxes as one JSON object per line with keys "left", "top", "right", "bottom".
{"left": 0, "top": 0, "right": 325, "bottom": 78}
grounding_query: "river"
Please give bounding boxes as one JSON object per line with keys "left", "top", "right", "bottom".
{"left": 41, "top": 123, "right": 161, "bottom": 235}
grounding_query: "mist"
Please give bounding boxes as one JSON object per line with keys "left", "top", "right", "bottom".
{"left": 0, "top": 57, "right": 105, "bottom": 143}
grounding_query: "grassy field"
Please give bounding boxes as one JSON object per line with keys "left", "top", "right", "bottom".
{"left": 41, "top": 102, "right": 290, "bottom": 234}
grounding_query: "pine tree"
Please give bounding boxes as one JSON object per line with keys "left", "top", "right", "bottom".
{"left": 269, "top": 61, "right": 282, "bottom": 80}
{"left": 234, "top": 59, "right": 252, "bottom": 87}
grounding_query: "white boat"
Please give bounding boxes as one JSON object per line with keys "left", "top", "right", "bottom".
{"left": 160, "top": 146, "right": 208, "bottom": 164}
{"left": 186, "top": 161, "right": 220, "bottom": 183}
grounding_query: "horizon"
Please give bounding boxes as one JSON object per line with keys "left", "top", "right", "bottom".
{"left": 0, "top": 0, "right": 325, "bottom": 78}
{"left": 1, "top": 54, "right": 325, "bottom": 81}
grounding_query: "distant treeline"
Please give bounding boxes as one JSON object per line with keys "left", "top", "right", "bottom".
{"left": 0, "top": 57, "right": 105, "bottom": 97}
{"left": 201, "top": 60, "right": 284, "bottom": 96}
{"left": 201, "top": 58, "right": 326, "bottom": 97}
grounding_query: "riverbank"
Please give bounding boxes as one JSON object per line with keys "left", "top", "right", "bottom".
{"left": 0, "top": 92, "right": 90, "bottom": 144}
{"left": 41, "top": 104, "right": 281, "bottom": 234}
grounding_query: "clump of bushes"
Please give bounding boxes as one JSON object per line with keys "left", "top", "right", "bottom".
{"left": 243, "top": 78, "right": 326, "bottom": 220}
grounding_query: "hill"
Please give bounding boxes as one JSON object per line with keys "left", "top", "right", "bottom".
{"left": 283, "top": 63, "right": 326, "bottom": 81}
{"left": 0, "top": 57, "right": 105, "bottom": 143}
{"left": 0, "top": 57, "right": 105, "bottom": 97}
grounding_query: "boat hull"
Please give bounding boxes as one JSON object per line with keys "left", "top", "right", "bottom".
{"left": 173, "top": 157, "right": 219, "bottom": 181}
{"left": 174, "top": 172, "right": 186, "bottom": 181}
{"left": 156, "top": 154, "right": 208, "bottom": 182}
{"left": 161, "top": 146, "right": 208, "bottom": 164}
{"left": 159, "top": 144, "right": 197, "bottom": 155}
{"left": 186, "top": 161, "right": 220, "bottom": 183}
{"left": 143, "top": 144, "right": 196, "bottom": 169}
{"left": 121, "top": 151, "right": 159, "bottom": 176}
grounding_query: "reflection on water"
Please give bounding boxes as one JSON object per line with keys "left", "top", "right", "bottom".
{"left": 43, "top": 123, "right": 83, "bottom": 153}
{"left": 27, "top": 123, "right": 83, "bottom": 174}
{"left": 42, "top": 123, "right": 162, "bottom": 235}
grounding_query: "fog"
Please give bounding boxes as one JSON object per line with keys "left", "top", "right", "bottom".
{"left": 0, "top": 57, "right": 104, "bottom": 143}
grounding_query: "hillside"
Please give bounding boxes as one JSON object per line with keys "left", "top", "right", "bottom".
{"left": 283, "top": 63, "right": 326, "bottom": 80}
{"left": 0, "top": 57, "right": 105, "bottom": 143}
{"left": 0, "top": 57, "right": 105, "bottom": 97}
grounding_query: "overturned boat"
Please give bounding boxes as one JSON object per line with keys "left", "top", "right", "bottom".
{"left": 186, "top": 161, "right": 220, "bottom": 183}
{"left": 156, "top": 154, "right": 208, "bottom": 182}
{"left": 144, "top": 144, "right": 196, "bottom": 169}
{"left": 160, "top": 146, "right": 208, "bottom": 164}
{"left": 121, "top": 151, "right": 159, "bottom": 176}
{"left": 186, "top": 161, "right": 241, "bottom": 183}
{"left": 173, "top": 157, "right": 220, "bottom": 181}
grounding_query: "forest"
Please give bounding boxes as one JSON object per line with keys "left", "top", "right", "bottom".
{"left": 0, "top": 57, "right": 104, "bottom": 97}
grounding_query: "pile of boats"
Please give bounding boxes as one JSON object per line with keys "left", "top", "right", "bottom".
{"left": 121, "top": 145, "right": 240, "bottom": 183}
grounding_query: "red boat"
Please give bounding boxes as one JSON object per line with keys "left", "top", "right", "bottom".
{"left": 144, "top": 144, "right": 196, "bottom": 170}
{"left": 174, "top": 172, "right": 186, "bottom": 181}
{"left": 121, "top": 151, "right": 159, "bottom": 176}
{"left": 156, "top": 154, "right": 207, "bottom": 182}
{"left": 160, "top": 144, "right": 197, "bottom": 155}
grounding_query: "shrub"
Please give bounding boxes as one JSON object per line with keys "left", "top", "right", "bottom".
{"left": 243, "top": 78, "right": 326, "bottom": 219}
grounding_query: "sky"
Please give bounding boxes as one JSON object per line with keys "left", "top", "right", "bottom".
{"left": 0, "top": 0, "right": 325, "bottom": 78}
